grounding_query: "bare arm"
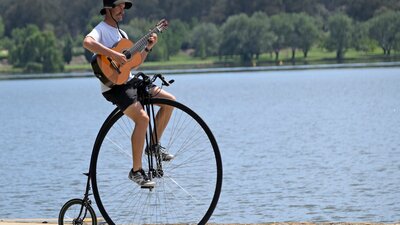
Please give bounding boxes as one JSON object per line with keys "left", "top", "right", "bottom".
{"left": 83, "top": 36, "right": 127, "bottom": 65}
{"left": 83, "top": 32, "right": 157, "bottom": 69}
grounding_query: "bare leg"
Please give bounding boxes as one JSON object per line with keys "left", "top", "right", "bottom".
{"left": 123, "top": 101, "right": 149, "bottom": 171}
{"left": 151, "top": 87, "right": 176, "bottom": 141}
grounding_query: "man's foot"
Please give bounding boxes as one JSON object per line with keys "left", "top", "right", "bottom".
{"left": 128, "top": 169, "right": 155, "bottom": 188}
{"left": 146, "top": 144, "right": 175, "bottom": 161}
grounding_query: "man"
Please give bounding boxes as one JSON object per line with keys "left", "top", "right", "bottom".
{"left": 83, "top": 0, "right": 175, "bottom": 188}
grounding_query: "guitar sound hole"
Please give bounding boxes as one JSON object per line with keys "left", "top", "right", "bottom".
{"left": 123, "top": 50, "right": 132, "bottom": 60}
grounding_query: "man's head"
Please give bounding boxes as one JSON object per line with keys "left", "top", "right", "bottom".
{"left": 100, "top": 0, "right": 133, "bottom": 15}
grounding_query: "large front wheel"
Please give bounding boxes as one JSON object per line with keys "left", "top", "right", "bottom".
{"left": 90, "top": 98, "right": 223, "bottom": 225}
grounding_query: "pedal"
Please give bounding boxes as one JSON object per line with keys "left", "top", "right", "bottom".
{"left": 141, "top": 186, "right": 154, "bottom": 191}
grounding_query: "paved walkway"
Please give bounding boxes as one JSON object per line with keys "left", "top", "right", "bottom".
{"left": 0, "top": 219, "right": 57, "bottom": 225}
{"left": 0, "top": 221, "right": 399, "bottom": 225}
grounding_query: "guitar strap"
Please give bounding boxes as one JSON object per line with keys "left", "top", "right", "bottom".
{"left": 110, "top": 13, "right": 127, "bottom": 39}
{"left": 116, "top": 23, "right": 127, "bottom": 39}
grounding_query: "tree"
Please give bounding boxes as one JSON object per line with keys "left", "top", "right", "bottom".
{"left": 352, "top": 21, "right": 376, "bottom": 53}
{"left": 162, "top": 19, "right": 190, "bottom": 59}
{"left": 191, "top": 23, "right": 221, "bottom": 58}
{"left": 41, "top": 31, "right": 64, "bottom": 73}
{"left": 207, "top": 0, "right": 230, "bottom": 24}
{"left": 248, "top": 12, "right": 276, "bottom": 60}
{"left": 288, "top": 13, "right": 320, "bottom": 59}
{"left": 395, "top": 32, "right": 400, "bottom": 52}
{"left": 0, "top": 16, "right": 4, "bottom": 38}
{"left": 9, "top": 25, "right": 64, "bottom": 72}
{"left": 368, "top": 10, "right": 400, "bottom": 55}
{"left": 9, "top": 25, "right": 41, "bottom": 67}
{"left": 63, "top": 34, "right": 73, "bottom": 64}
{"left": 3, "top": 0, "right": 60, "bottom": 36}
{"left": 220, "top": 13, "right": 274, "bottom": 63}
{"left": 270, "top": 13, "right": 293, "bottom": 62}
{"left": 219, "top": 14, "right": 248, "bottom": 60}
{"left": 0, "top": 16, "right": 5, "bottom": 50}
{"left": 324, "top": 13, "right": 353, "bottom": 61}
{"left": 345, "top": 0, "right": 383, "bottom": 21}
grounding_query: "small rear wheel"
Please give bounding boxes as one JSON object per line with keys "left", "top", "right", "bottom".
{"left": 58, "top": 198, "right": 97, "bottom": 225}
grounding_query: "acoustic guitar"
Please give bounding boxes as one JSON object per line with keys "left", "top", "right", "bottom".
{"left": 91, "top": 19, "right": 168, "bottom": 87}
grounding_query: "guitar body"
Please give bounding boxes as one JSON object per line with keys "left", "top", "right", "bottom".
{"left": 91, "top": 38, "right": 142, "bottom": 87}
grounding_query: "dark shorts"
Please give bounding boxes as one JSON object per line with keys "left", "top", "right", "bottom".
{"left": 102, "top": 78, "right": 143, "bottom": 112}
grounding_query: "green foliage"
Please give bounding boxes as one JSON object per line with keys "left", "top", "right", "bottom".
{"left": 191, "top": 23, "right": 221, "bottom": 58}
{"left": 352, "top": 22, "right": 376, "bottom": 53}
{"left": 248, "top": 12, "right": 276, "bottom": 59}
{"left": 0, "top": 16, "right": 9, "bottom": 52}
{"left": 270, "top": 13, "right": 293, "bottom": 61}
{"left": 147, "top": 38, "right": 169, "bottom": 62}
{"left": 395, "top": 33, "right": 400, "bottom": 52}
{"left": 219, "top": 14, "right": 249, "bottom": 60}
{"left": 220, "top": 12, "right": 275, "bottom": 63}
{"left": 368, "top": 11, "right": 400, "bottom": 55}
{"left": 289, "top": 13, "right": 320, "bottom": 58}
{"left": 63, "top": 34, "right": 73, "bottom": 64}
{"left": 8, "top": 25, "right": 64, "bottom": 73}
{"left": 163, "top": 19, "right": 190, "bottom": 59}
{"left": 324, "top": 13, "right": 353, "bottom": 60}
{"left": 0, "top": 17, "right": 4, "bottom": 38}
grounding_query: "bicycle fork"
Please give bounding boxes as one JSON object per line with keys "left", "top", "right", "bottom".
{"left": 143, "top": 102, "right": 164, "bottom": 182}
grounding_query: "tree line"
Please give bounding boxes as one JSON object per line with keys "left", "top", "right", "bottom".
{"left": 1, "top": 0, "right": 400, "bottom": 37}
{"left": 0, "top": 0, "right": 400, "bottom": 73}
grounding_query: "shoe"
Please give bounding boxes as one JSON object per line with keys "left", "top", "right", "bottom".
{"left": 145, "top": 144, "right": 175, "bottom": 161}
{"left": 128, "top": 169, "right": 155, "bottom": 188}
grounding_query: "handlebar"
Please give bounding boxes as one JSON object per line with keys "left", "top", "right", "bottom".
{"left": 134, "top": 72, "right": 174, "bottom": 87}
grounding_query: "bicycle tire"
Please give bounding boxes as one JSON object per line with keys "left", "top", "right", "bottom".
{"left": 58, "top": 198, "right": 97, "bottom": 225}
{"left": 90, "top": 98, "right": 223, "bottom": 225}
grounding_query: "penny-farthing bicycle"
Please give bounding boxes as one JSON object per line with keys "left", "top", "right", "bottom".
{"left": 59, "top": 73, "right": 223, "bottom": 225}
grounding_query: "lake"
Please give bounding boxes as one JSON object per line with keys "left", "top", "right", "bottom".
{"left": 0, "top": 67, "right": 399, "bottom": 223}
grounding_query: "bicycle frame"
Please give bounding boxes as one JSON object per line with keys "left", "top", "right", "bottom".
{"left": 60, "top": 73, "right": 223, "bottom": 225}
{"left": 138, "top": 73, "right": 171, "bottom": 181}
{"left": 72, "top": 173, "right": 94, "bottom": 224}
{"left": 143, "top": 101, "right": 164, "bottom": 181}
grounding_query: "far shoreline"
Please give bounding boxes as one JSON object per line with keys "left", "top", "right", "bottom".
{"left": 0, "top": 61, "right": 400, "bottom": 81}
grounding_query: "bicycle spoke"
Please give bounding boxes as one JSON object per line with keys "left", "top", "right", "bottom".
{"left": 104, "top": 136, "right": 132, "bottom": 159}
{"left": 165, "top": 174, "right": 200, "bottom": 202}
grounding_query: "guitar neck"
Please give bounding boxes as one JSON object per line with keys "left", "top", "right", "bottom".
{"left": 130, "top": 28, "right": 158, "bottom": 53}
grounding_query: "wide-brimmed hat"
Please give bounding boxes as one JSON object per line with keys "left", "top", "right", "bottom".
{"left": 100, "top": 0, "right": 133, "bottom": 15}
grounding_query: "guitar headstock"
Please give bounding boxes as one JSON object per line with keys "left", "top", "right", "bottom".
{"left": 155, "top": 19, "right": 169, "bottom": 33}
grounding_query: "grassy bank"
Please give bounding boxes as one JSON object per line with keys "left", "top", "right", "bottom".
{"left": 141, "top": 48, "right": 400, "bottom": 70}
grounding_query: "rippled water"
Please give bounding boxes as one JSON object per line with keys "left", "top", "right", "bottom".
{"left": 0, "top": 68, "right": 399, "bottom": 223}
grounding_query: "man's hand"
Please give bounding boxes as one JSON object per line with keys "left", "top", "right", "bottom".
{"left": 111, "top": 50, "right": 127, "bottom": 66}
{"left": 146, "top": 33, "right": 158, "bottom": 50}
